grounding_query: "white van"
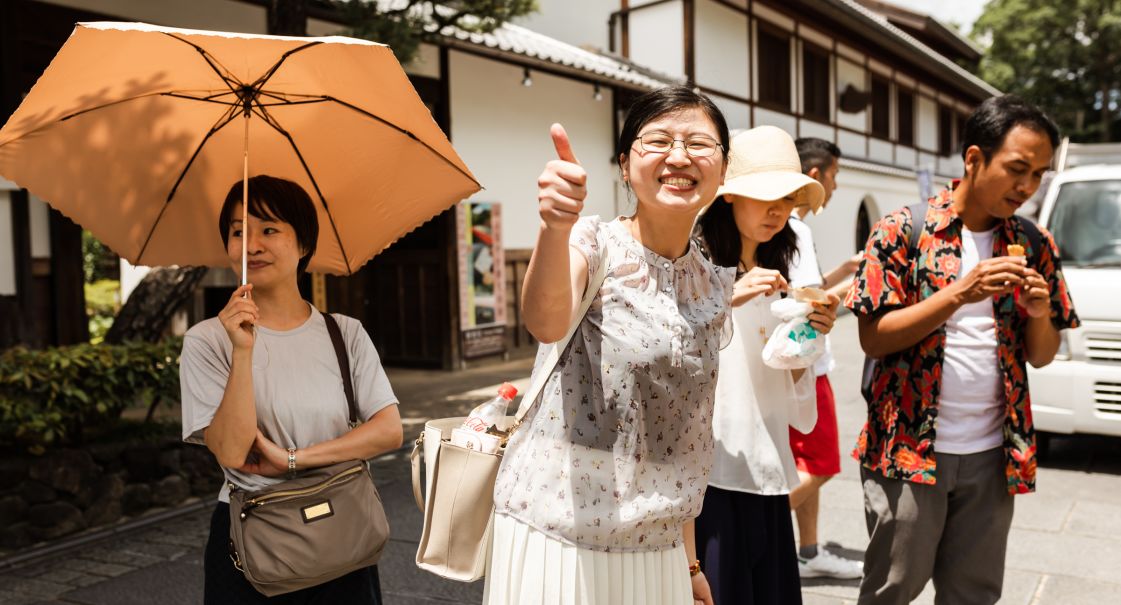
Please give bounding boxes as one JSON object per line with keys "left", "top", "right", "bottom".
{"left": 1029, "top": 162, "right": 1121, "bottom": 440}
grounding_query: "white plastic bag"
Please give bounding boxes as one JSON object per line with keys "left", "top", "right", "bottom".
{"left": 762, "top": 298, "right": 826, "bottom": 370}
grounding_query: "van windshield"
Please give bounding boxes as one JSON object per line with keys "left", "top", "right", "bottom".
{"left": 1047, "top": 179, "right": 1121, "bottom": 267}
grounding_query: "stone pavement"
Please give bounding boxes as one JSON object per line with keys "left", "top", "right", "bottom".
{"left": 2, "top": 316, "right": 1120, "bottom": 604}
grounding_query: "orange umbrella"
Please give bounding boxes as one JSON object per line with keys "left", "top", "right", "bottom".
{"left": 0, "top": 22, "right": 481, "bottom": 277}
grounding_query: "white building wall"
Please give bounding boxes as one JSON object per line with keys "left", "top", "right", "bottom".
{"left": 869, "top": 139, "right": 893, "bottom": 164}
{"left": 629, "top": 0, "right": 685, "bottom": 79}
{"left": 448, "top": 51, "right": 617, "bottom": 250}
{"left": 695, "top": 0, "right": 749, "bottom": 99}
{"left": 754, "top": 108, "right": 797, "bottom": 137}
{"left": 711, "top": 95, "right": 751, "bottom": 132}
{"left": 29, "top": 195, "right": 51, "bottom": 259}
{"left": 803, "top": 168, "right": 922, "bottom": 268}
{"left": 835, "top": 59, "right": 867, "bottom": 133}
{"left": 917, "top": 95, "right": 938, "bottom": 152}
{"left": 516, "top": 0, "right": 616, "bottom": 51}
{"left": 896, "top": 146, "right": 917, "bottom": 168}
{"left": 0, "top": 191, "right": 14, "bottom": 296}
{"left": 799, "top": 120, "right": 834, "bottom": 142}
{"left": 838, "top": 130, "right": 866, "bottom": 159}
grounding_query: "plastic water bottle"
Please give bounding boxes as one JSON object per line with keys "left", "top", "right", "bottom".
{"left": 462, "top": 383, "right": 518, "bottom": 433}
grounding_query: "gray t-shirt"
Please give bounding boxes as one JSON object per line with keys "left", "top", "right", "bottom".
{"left": 180, "top": 304, "right": 397, "bottom": 502}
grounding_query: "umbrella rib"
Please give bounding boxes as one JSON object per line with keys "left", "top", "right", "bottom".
{"left": 251, "top": 105, "right": 353, "bottom": 275}
{"left": 249, "top": 41, "right": 323, "bottom": 91}
{"left": 162, "top": 33, "right": 244, "bottom": 93}
{"left": 0, "top": 91, "right": 233, "bottom": 150}
{"left": 322, "top": 96, "right": 482, "bottom": 190}
{"left": 134, "top": 105, "right": 242, "bottom": 264}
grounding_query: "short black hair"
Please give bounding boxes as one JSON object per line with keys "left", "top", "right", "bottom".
{"left": 616, "top": 86, "right": 730, "bottom": 161}
{"left": 794, "top": 137, "right": 841, "bottom": 175}
{"left": 961, "top": 94, "right": 1060, "bottom": 163}
{"left": 218, "top": 175, "right": 319, "bottom": 274}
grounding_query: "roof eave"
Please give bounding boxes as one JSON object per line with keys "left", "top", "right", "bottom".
{"left": 814, "top": 0, "right": 999, "bottom": 101}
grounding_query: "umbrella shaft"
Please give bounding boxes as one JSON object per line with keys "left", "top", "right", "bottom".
{"left": 241, "top": 113, "right": 249, "bottom": 289}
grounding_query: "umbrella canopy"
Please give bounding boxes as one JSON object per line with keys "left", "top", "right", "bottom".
{"left": 0, "top": 22, "right": 481, "bottom": 275}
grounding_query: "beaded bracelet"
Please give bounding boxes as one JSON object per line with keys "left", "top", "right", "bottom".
{"left": 688, "top": 560, "right": 701, "bottom": 577}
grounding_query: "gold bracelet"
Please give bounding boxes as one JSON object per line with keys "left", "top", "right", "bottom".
{"left": 688, "top": 560, "right": 701, "bottom": 577}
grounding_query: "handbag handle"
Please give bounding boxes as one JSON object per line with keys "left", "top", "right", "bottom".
{"left": 323, "top": 312, "right": 360, "bottom": 427}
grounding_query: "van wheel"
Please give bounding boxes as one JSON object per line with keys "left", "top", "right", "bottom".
{"left": 1036, "top": 431, "right": 1053, "bottom": 460}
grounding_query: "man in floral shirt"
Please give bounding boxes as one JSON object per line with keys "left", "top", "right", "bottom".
{"left": 845, "top": 95, "right": 1079, "bottom": 605}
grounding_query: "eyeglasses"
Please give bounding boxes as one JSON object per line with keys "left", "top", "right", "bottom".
{"left": 634, "top": 133, "right": 723, "bottom": 158}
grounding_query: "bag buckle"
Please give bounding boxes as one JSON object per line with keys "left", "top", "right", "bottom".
{"left": 228, "top": 540, "right": 244, "bottom": 571}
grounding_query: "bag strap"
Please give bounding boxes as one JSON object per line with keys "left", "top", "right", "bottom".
{"left": 510, "top": 253, "right": 609, "bottom": 429}
{"left": 1015, "top": 216, "right": 1044, "bottom": 266}
{"left": 323, "top": 312, "right": 359, "bottom": 427}
{"left": 409, "top": 252, "right": 608, "bottom": 512}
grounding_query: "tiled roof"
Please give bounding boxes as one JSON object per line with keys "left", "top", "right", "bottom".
{"left": 434, "top": 21, "right": 680, "bottom": 91}
{"left": 830, "top": 0, "right": 1000, "bottom": 98}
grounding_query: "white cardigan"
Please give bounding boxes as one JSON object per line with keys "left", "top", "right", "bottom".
{"left": 708, "top": 292, "right": 817, "bottom": 496}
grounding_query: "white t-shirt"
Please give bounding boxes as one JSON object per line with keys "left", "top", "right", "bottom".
{"left": 937, "top": 228, "right": 1005, "bottom": 454}
{"left": 709, "top": 292, "right": 817, "bottom": 495}
{"left": 180, "top": 304, "right": 398, "bottom": 502}
{"left": 788, "top": 217, "right": 834, "bottom": 376}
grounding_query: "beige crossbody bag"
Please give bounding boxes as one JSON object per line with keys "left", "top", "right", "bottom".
{"left": 410, "top": 256, "right": 608, "bottom": 582}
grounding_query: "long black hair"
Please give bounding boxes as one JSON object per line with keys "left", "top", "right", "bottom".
{"left": 698, "top": 196, "right": 799, "bottom": 280}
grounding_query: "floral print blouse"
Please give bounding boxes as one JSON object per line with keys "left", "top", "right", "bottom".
{"left": 493, "top": 216, "right": 734, "bottom": 552}
{"left": 844, "top": 183, "right": 1079, "bottom": 494}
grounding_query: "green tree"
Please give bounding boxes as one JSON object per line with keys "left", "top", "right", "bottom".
{"left": 333, "top": 0, "right": 538, "bottom": 64}
{"left": 973, "top": 0, "right": 1121, "bottom": 142}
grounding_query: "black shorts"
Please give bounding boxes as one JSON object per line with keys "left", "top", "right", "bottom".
{"left": 203, "top": 502, "right": 382, "bottom": 605}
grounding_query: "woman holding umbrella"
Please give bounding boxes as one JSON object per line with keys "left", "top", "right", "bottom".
{"left": 179, "top": 175, "right": 404, "bottom": 604}
{"left": 486, "top": 87, "right": 734, "bottom": 605}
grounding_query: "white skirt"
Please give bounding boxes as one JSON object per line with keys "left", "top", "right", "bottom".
{"left": 482, "top": 514, "right": 694, "bottom": 605}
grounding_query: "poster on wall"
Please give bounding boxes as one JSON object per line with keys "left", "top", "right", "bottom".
{"left": 456, "top": 201, "right": 507, "bottom": 359}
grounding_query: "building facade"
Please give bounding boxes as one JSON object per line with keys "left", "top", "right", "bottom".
{"left": 0, "top": 0, "right": 997, "bottom": 369}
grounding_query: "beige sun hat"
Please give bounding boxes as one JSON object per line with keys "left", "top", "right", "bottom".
{"left": 715, "top": 126, "right": 826, "bottom": 214}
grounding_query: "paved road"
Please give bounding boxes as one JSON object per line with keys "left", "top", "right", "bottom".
{"left": 2, "top": 316, "right": 1120, "bottom": 604}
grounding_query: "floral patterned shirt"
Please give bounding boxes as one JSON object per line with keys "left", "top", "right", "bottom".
{"left": 493, "top": 216, "right": 734, "bottom": 552}
{"left": 844, "top": 184, "right": 1079, "bottom": 494}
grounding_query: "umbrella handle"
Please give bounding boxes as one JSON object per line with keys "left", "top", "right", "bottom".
{"left": 241, "top": 112, "right": 249, "bottom": 289}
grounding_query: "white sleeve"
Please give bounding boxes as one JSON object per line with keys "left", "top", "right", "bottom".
{"left": 179, "top": 331, "right": 231, "bottom": 444}
{"left": 788, "top": 219, "right": 824, "bottom": 289}
{"left": 569, "top": 215, "right": 603, "bottom": 283}
{"left": 788, "top": 368, "right": 818, "bottom": 434}
{"left": 342, "top": 316, "right": 398, "bottom": 420}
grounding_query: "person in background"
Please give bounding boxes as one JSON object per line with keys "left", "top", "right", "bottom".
{"left": 786, "top": 138, "right": 863, "bottom": 580}
{"left": 847, "top": 95, "right": 1079, "bottom": 604}
{"left": 694, "top": 126, "right": 839, "bottom": 604}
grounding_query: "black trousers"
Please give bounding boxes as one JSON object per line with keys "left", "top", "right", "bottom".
{"left": 695, "top": 486, "right": 803, "bottom": 605}
{"left": 203, "top": 502, "right": 382, "bottom": 605}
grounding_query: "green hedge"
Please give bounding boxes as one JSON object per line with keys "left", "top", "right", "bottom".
{"left": 0, "top": 338, "right": 181, "bottom": 452}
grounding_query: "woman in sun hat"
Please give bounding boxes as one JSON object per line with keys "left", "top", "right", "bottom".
{"left": 693, "top": 126, "right": 839, "bottom": 604}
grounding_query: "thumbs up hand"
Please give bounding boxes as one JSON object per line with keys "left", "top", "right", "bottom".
{"left": 537, "top": 123, "right": 587, "bottom": 232}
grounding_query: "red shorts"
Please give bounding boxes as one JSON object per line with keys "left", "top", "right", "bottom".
{"left": 789, "top": 375, "right": 842, "bottom": 477}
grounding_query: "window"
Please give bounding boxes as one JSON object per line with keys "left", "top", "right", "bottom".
{"left": 897, "top": 88, "right": 914, "bottom": 146}
{"left": 938, "top": 104, "right": 954, "bottom": 156}
{"left": 802, "top": 43, "right": 830, "bottom": 121}
{"left": 870, "top": 75, "right": 890, "bottom": 139}
{"left": 757, "top": 25, "right": 791, "bottom": 109}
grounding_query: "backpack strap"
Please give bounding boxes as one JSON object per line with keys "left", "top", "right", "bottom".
{"left": 905, "top": 200, "right": 928, "bottom": 288}
{"left": 1014, "top": 216, "right": 1044, "bottom": 266}
{"left": 323, "top": 312, "right": 359, "bottom": 428}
